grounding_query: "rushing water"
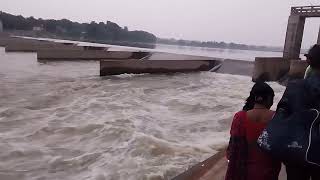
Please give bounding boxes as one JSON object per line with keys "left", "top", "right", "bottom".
{"left": 0, "top": 47, "right": 285, "bottom": 180}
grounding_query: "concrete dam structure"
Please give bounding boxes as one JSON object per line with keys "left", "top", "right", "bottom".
{"left": 37, "top": 50, "right": 150, "bottom": 61}
{"left": 100, "top": 59, "right": 221, "bottom": 76}
{"left": 253, "top": 6, "right": 320, "bottom": 82}
{"left": 0, "top": 20, "right": 3, "bottom": 33}
{"left": 0, "top": 34, "right": 258, "bottom": 77}
{"left": 5, "top": 41, "right": 83, "bottom": 52}
{"left": 284, "top": 6, "right": 320, "bottom": 59}
{"left": 0, "top": 36, "right": 43, "bottom": 47}
{"left": 0, "top": 35, "right": 225, "bottom": 75}
{"left": 216, "top": 59, "right": 254, "bottom": 77}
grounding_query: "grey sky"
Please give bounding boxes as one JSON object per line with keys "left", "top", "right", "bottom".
{"left": 1, "top": 0, "right": 320, "bottom": 48}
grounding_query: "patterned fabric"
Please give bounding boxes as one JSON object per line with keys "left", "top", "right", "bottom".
{"left": 225, "top": 111, "right": 248, "bottom": 180}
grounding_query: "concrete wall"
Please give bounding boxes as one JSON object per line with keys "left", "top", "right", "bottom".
{"left": 0, "top": 32, "right": 9, "bottom": 39}
{"left": 253, "top": 57, "right": 290, "bottom": 82}
{"left": 283, "top": 15, "right": 306, "bottom": 59}
{"left": 288, "top": 60, "right": 309, "bottom": 79}
{"left": 216, "top": 59, "right": 254, "bottom": 77}
{"left": 100, "top": 60, "right": 220, "bottom": 76}
{"left": 0, "top": 37, "right": 42, "bottom": 47}
{"left": 0, "top": 20, "right": 3, "bottom": 32}
{"left": 5, "top": 42, "right": 83, "bottom": 52}
{"left": 172, "top": 147, "right": 227, "bottom": 180}
{"left": 147, "top": 52, "right": 219, "bottom": 61}
{"left": 38, "top": 50, "right": 150, "bottom": 61}
{"left": 318, "top": 26, "right": 320, "bottom": 45}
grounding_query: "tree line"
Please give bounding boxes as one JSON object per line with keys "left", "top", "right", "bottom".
{"left": 157, "top": 38, "right": 282, "bottom": 52}
{"left": 0, "top": 11, "right": 157, "bottom": 45}
{"left": 0, "top": 11, "right": 282, "bottom": 51}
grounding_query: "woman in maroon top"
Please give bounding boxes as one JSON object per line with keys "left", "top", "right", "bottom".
{"left": 225, "top": 82, "right": 281, "bottom": 180}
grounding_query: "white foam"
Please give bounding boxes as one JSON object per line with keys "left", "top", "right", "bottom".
{"left": 0, "top": 50, "right": 286, "bottom": 180}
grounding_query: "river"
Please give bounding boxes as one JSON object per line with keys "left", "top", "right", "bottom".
{"left": 0, "top": 45, "right": 285, "bottom": 180}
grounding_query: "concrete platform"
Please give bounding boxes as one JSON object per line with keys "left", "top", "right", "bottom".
{"left": 0, "top": 37, "right": 42, "bottom": 47}
{"left": 252, "top": 57, "right": 290, "bottom": 82}
{"left": 216, "top": 59, "right": 254, "bottom": 77}
{"left": 173, "top": 148, "right": 227, "bottom": 180}
{"left": 37, "top": 50, "right": 150, "bottom": 61}
{"left": 146, "top": 52, "right": 221, "bottom": 61}
{"left": 173, "top": 147, "right": 286, "bottom": 180}
{"left": 100, "top": 60, "right": 221, "bottom": 76}
{"left": 252, "top": 57, "right": 310, "bottom": 82}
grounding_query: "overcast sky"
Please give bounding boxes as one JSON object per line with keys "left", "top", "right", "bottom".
{"left": 1, "top": 0, "right": 320, "bottom": 48}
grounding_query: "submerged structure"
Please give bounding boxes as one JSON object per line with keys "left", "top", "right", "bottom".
{"left": 100, "top": 59, "right": 220, "bottom": 76}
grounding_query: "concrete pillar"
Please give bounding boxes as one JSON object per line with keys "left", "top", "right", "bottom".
{"left": 318, "top": 26, "right": 320, "bottom": 45}
{"left": 288, "top": 60, "right": 309, "bottom": 79}
{"left": 253, "top": 57, "right": 290, "bottom": 82}
{"left": 283, "top": 15, "right": 306, "bottom": 59}
{"left": 0, "top": 20, "right": 3, "bottom": 32}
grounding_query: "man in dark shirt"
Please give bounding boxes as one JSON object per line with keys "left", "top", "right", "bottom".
{"left": 276, "top": 44, "right": 320, "bottom": 180}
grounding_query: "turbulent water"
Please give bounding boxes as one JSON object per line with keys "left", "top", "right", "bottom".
{"left": 0, "top": 47, "right": 285, "bottom": 180}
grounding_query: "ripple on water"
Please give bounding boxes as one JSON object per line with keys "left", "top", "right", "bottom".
{"left": 0, "top": 50, "right": 286, "bottom": 180}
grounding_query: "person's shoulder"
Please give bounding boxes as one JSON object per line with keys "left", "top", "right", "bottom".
{"left": 233, "top": 111, "right": 246, "bottom": 120}
{"left": 234, "top": 111, "right": 246, "bottom": 116}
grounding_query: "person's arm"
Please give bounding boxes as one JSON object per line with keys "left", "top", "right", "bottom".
{"left": 226, "top": 111, "right": 245, "bottom": 160}
{"left": 226, "top": 111, "right": 247, "bottom": 179}
{"left": 304, "top": 66, "right": 312, "bottom": 79}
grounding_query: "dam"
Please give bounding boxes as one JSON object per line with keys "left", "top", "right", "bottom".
{"left": 0, "top": 5, "right": 315, "bottom": 180}
{"left": 254, "top": 6, "right": 320, "bottom": 82}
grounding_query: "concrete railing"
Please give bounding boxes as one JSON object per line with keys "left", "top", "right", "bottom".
{"left": 291, "top": 6, "right": 320, "bottom": 17}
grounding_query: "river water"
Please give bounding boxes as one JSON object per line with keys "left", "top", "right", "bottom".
{"left": 0, "top": 46, "right": 285, "bottom": 180}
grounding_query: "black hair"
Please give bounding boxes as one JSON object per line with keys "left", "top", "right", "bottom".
{"left": 306, "top": 44, "right": 320, "bottom": 69}
{"left": 242, "top": 82, "right": 275, "bottom": 111}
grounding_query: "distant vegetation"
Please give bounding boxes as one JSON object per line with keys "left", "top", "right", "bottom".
{"left": 0, "top": 11, "right": 282, "bottom": 51}
{"left": 157, "top": 38, "right": 282, "bottom": 52}
{"left": 0, "top": 11, "right": 157, "bottom": 48}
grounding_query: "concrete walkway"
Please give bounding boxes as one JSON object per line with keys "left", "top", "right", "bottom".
{"left": 199, "top": 156, "right": 286, "bottom": 180}
{"left": 173, "top": 148, "right": 287, "bottom": 180}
